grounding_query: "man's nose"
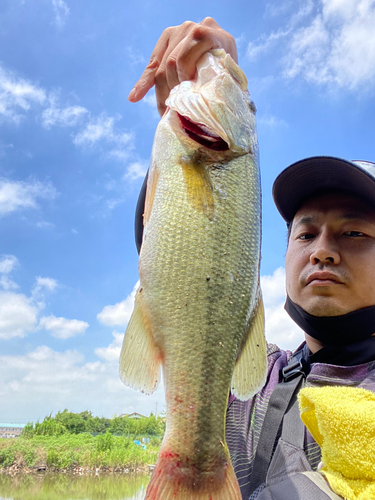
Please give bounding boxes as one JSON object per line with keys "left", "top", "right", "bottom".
{"left": 309, "top": 233, "right": 340, "bottom": 265}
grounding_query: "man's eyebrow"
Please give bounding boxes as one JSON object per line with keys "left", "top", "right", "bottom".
{"left": 340, "top": 212, "right": 374, "bottom": 221}
{"left": 293, "top": 215, "right": 315, "bottom": 227}
{"left": 294, "top": 212, "right": 375, "bottom": 226}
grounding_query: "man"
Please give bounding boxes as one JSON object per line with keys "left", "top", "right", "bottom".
{"left": 130, "top": 19, "right": 375, "bottom": 499}
{"left": 226, "top": 157, "right": 375, "bottom": 499}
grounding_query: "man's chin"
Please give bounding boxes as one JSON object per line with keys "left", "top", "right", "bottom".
{"left": 298, "top": 299, "right": 350, "bottom": 317}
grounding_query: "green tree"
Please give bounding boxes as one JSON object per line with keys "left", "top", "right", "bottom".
{"left": 54, "top": 410, "right": 86, "bottom": 434}
{"left": 86, "top": 416, "right": 110, "bottom": 434}
{"left": 110, "top": 416, "right": 131, "bottom": 435}
{"left": 22, "top": 422, "right": 35, "bottom": 439}
{"left": 35, "top": 417, "right": 67, "bottom": 436}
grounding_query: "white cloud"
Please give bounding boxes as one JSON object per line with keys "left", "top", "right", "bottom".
{"left": 108, "top": 149, "right": 133, "bottom": 162}
{"left": 123, "top": 160, "right": 148, "bottom": 180}
{"left": 95, "top": 331, "right": 124, "bottom": 361}
{"left": 265, "top": 0, "right": 296, "bottom": 17}
{"left": 0, "top": 276, "right": 19, "bottom": 291}
{"left": 234, "top": 33, "right": 247, "bottom": 50}
{"left": 36, "top": 220, "right": 55, "bottom": 229}
{"left": 0, "top": 266, "right": 87, "bottom": 341}
{"left": 41, "top": 91, "right": 88, "bottom": 128}
{"left": 106, "top": 198, "right": 125, "bottom": 210}
{"left": 142, "top": 91, "right": 156, "bottom": 108}
{"left": 247, "top": 29, "right": 291, "bottom": 62}
{"left": 0, "top": 255, "right": 19, "bottom": 290}
{"left": 0, "top": 254, "right": 18, "bottom": 274}
{"left": 73, "top": 113, "right": 135, "bottom": 166}
{"left": 31, "top": 276, "right": 58, "bottom": 310}
{"left": 73, "top": 113, "right": 132, "bottom": 148}
{"left": 51, "top": 0, "right": 69, "bottom": 29}
{"left": 0, "top": 342, "right": 165, "bottom": 421}
{"left": 248, "top": 0, "right": 375, "bottom": 91}
{"left": 0, "top": 291, "right": 39, "bottom": 339}
{"left": 258, "top": 114, "right": 288, "bottom": 129}
{"left": 0, "top": 269, "right": 63, "bottom": 339}
{"left": 247, "top": 0, "right": 314, "bottom": 61}
{"left": 261, "top": 267, "right": 305, "bottom": 350}
{"left": 97, "top": 282, "right": 138, "bottom": 326}
{"left": 0, "top": 178, "right": 57, "bottom": 216}
{"left": 33, "top": 276, "right": 58, "bottom": 293}
{"left": 0, "top": 64, "right": 46, "bottom": 123}
{"left": 39, "top": 315, "right": 89, "bottom": 339}
{"left": 126, "top": 46, "right": 146, "bottom": 66}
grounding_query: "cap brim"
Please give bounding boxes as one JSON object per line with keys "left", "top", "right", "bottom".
{"left": 272, "top": 156, "right": 375, "bottom": 223}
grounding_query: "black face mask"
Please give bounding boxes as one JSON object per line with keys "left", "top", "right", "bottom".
{"left": 285, "top": 295, "right": 375, "bottom": 346}
{"left": 285, "top": 296, "right": 375, "bottom": 366}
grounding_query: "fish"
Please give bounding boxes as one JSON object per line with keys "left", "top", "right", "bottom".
{"left": 120, "top": 49, "right": 267, "bottom": 500}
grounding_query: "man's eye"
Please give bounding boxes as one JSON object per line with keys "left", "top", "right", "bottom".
{"left": 298, "top": 233, "right": 315, "bottom": 240}
{"left": 344, "top": 231, "right": 364, "bottom": 237}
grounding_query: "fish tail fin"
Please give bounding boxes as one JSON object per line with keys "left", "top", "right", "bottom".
{"left": 119, "top": 286, "right": 161, "bottom": 394}
{"left": 145, "top": 447, "right": 242, "bottom": 500}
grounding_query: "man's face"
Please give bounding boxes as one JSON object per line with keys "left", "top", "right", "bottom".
{"left": 285, "top": 192, "right": 375, "bottom": 316}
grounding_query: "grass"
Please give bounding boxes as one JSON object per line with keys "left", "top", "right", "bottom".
{"left": 0, "top": 433, "right": 161, "bottom": 471}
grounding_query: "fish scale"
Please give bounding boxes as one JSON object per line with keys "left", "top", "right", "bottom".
{"left": 120, "top": 50, "right": 267, "bottom": 500}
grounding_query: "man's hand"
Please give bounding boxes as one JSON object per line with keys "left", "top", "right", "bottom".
{"left": 128, "top": 17, "right": 238, "bottom": 117}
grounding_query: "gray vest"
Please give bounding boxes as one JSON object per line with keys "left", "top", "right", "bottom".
{"left": 248, "top": 351, "right": 343, "bottom": 500}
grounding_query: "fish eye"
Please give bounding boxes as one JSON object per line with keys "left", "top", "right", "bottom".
{"left": 246, "top": 98, "right": 256, "bottom": 113}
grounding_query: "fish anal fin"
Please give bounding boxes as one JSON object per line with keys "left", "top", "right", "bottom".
{"left": 145, "top": 446, "right": 242, "bottom": 500}
{"left": 231, "top": 289, "right": 267, "bottom": 400}
{"left": 119, "top": 287, "right": 161, "bottom": 394}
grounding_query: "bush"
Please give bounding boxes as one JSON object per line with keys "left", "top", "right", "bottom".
{"left": 96, "top": 432, "right": 113, "bottom": 453}
{"left": 22, "top": 423, "right": 35, "bottom": 439}
{"left": 0, "top": 447, "right": 14, "bottom": 467}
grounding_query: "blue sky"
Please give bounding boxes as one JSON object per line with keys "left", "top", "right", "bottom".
{"left": 1, "top": 0, "right": 375, "bottom": 423}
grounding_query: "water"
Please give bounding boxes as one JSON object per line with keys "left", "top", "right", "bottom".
{"left": 0, "top": 472, "right": 151, "bottom": 500}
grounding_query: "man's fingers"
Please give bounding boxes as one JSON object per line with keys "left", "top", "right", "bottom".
{"left": 168, "top": 23, "right": 238, "bottom": 84}
{"left": 154, "top": 67, "right": 172, "bottom": 117}
{"left": 128, "top": 17, "right": 239, "bottom": 116}
{"left": 128, "top": 60, "right": 158, "bottom": 102}
{"left": 128, "top": 29, "right": 172, "bottom": 102}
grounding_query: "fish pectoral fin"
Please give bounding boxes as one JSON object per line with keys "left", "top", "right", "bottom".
{"left": 180, "top": 156, "right": 214, "bottom": 217}
{"left": 231, "top": 289, "right": 267, "bottom": 400}
{"left": 119, "top": 289, "right": 161, "bottom": 394}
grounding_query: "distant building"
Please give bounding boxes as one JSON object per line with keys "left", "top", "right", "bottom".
{"left": 120, "top": 412, "right": 146, "bottom": 420}
{"left": 0, "top": 424, "right": 24, "bottom": 439}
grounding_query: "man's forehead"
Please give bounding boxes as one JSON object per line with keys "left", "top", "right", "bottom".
{"left": 293, "top": 192, "right": 375, "bottom": 224}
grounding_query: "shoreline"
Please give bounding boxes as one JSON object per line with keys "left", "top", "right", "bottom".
{"left": 0, "top": 434, "right": 160, "bottom": 475}
{"left": 0, "top": 463, "right": 153, "bottom": 476}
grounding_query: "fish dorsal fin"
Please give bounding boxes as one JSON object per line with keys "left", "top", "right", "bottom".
{"left": 231, "top": 289, "right": 267, "bottom": 400}
{"left": 119, "top": 287, "right": 162, "bottom": 394}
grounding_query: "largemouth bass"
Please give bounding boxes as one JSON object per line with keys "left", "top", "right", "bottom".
{"left": 120, "top": 50, "right": 267, "bottom": 500}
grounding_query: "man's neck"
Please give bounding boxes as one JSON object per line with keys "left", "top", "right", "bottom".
{"left": 305, "top": 332, "right": 375, "bottom": 354}
{"left": 304, "top": 333, "right": 324, "bottom": 354}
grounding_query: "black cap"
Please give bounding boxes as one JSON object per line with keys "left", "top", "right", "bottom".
{"left": 272, "top": 156, "right": 375, "bottom": 223}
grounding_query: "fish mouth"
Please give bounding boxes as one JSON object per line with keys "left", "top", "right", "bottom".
{"left": 178, "top": 113, "right": 229, "bottom": 151}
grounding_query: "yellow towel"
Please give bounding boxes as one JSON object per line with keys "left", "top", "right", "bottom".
{"left": 298, "top": 386, "right": 375, "bottom": 500}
